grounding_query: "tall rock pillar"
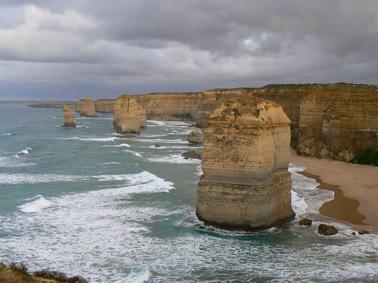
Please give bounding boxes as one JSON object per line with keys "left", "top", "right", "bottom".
{"left": 63, "top": 105, "right": 76, "bottom": 127}
{"left": 113, "top": 94, "right": 147, "bottom": 134}
{"left": 196, "top": 94, "right": 295, "bottom": 230}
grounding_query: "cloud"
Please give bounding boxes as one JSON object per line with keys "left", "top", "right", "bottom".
{"left": 0, "top": 0, "right": 378, "bottom": 99}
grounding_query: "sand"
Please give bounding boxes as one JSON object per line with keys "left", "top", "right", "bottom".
{"left": 290, "top": 152, "right": 378, "bottom": 229}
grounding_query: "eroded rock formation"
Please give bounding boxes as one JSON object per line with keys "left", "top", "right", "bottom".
{"left": 76, "top": 97, "right": 97, "bottom": 117}
{"left": 70, "top": 83, "right": 377, "bottom": 163}
{"left": 63, "top": 105, "right": 76, "bottom": 127}
{"left": 95, "top": 99, "right": 115, "bottom": 113}
{"left": 113, "top": 94, "right": 147, "bottom": 134}
{"left": 192, "top": 84, "right": 378, "bottom": 163}
{"left": 197, "top": 94, "right": 295, "bottom": 230}
{"left": 187, "top": 130, "right": 203, "bottom": 144}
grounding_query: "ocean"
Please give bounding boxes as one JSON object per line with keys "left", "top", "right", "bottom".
{"left": 0, "top": 102, "right": 377, "bottom": 282}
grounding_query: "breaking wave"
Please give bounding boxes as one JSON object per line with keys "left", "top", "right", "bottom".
{"left": 18, "top": 195, "right": 53, "bottom": 213}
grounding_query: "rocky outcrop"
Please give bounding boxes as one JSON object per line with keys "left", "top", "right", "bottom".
{"left": 135, "top": 92, "right": 201, "bottom": 120}
{"left": 63, "top": 105, "right": 76, "bottom": 127}
{"left": 113, "top": 94, "right": 147, "bottom": 134}
{"left": 182, "top": 149, "right": 202, "bottom": 160}
{"left": 299, "top": 218, "right": 313, "bottom": 226}
{"left": 95, "top": 99, "right": 115, "bottom": 113}
{"left": 197, "top": 94, "right": 294, "bottom": 230}
{"left": 76, "top": 97, "right": 96, "bottom": 117}
{"left": 318, "top": 224, "right": 338, "bottom": 236}
{"left": 0, "top": 262, "right": 88, "bottom": 283}
{"left": 187, "top": 131, "right": 203, "bottom": 144}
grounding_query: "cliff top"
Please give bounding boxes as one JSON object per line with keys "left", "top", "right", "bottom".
{"left": 209, "top": 94, "right": 290, "bottom": 126}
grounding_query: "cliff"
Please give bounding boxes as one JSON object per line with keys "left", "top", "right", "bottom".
{"left": 253, "top": 84, "right": 378, "bottom": 162}
{"left": 197, "top": 94, "right": 294, "bottom": 230}
{"left": 113, "top": 94, "right": 147, "bottom": 134}
{"left": 95, "top": 99, "right": 115, "bottom": 113}
{"left": 63, "top": 105, "right": 76, "bottom": 127}
{"left": 135, "top": 92, "right": 201, "bottom": 120}
{"left": 190, "top": 84, "right": 378, "bottom": 163}
{"left": 76, "top": 97, "right": 96, "bottom": 117}
{"left": 28, "top": 101, "right": 75, "bottom": 109}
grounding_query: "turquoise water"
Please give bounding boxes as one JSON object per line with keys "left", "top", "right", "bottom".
{"left": 0, "top": 102, "right": 377, "bottom": 282}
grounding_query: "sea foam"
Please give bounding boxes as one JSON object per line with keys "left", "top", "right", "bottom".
{"left": 147, "top": 154, "right": 201, "bottom": 164}
{"left": 18, "top": 195, "right": 53, "bottom": 213}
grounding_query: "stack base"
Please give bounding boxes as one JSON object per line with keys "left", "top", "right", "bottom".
{"left": 196, "top": 172, "right": 295, "bottom": 231}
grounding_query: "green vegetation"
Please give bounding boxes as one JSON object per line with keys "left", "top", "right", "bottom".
{"left": 353, "top": 148, "right": 378, "bottom": 166}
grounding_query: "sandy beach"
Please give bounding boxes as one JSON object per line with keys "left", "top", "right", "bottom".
{"left": 291, "top": 152, "right": 378, "bottom": 229}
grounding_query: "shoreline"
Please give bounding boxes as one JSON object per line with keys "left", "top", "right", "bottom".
{"left": 291, "top": 151, "right": 378, "bottom": 231}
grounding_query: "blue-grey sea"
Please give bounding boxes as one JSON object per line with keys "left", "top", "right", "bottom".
{"left": 0, "top": 102, "right": 377, "bottom": 282}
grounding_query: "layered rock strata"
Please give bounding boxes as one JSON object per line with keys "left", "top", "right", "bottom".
{"left": 95, "top": 99, "right": 115, "bottom": 113}
{"left": 113, "top": 94, "right": 147, "bottom": 134}
{"left": 63, "top": 105, "right": 76, "bottom": 127}
{"left": 192, "top": 84, "right": 378, "bottom": 162}
{"left": 135, "top": 92, "right": 201, "bottom": 120}
{"left": 76, "top": 97, "right": 97, "bottom": 117}
{"left": 296, "top": 85, "right": 378, "bottom": 161}
{"left": 197, "top": 94, "right": 294, "bottom": 230}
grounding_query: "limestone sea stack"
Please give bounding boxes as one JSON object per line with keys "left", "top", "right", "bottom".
{"left": 113, "top": 94, "right": 147, "bottom": 134}
{"left": 76, "top": 97, "right": 97, "bottom": 117}
{"left": 197, "top": 94, "right": 295, "bottom": 230}
{"left": 63, "top": 105, "right": 76, "bottom": 127}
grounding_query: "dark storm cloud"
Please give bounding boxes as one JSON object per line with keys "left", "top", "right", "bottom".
{"left": 1, "top": 0, "right": 378, "bottom": 99}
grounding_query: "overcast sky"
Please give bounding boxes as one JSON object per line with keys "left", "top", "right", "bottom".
{"left": 1, "top": 0, "right": 378, "bottom": 100}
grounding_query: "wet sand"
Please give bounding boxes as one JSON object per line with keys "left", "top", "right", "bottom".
{"left": 291, "top": 152, "right": 378, "bottom": 229}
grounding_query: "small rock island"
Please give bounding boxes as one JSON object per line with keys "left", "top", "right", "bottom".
{"left": 63, "top": 105, "right": 76, "bottom": 127}
{"left": 197, "top": 94, "right": 295, "bottom": 230}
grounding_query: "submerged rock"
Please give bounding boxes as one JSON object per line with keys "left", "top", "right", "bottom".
{"left": 358, "top": 230, "right": 370, "bottom": 235}
{"left": 63, "top": 105, "right": 76, "bottom": 127}
{"left": 197, "top": 94, "right": 295, "bottom": 231}
{"left": 187, "top": 130, "right": 203, "bottom": 144}
{"left": 76, "top": 97, "right": 97, "bottom": 117}
{"left": 34, "top": 269, "right": 88, "bottom": 283}
{"left": 318, "top": 224, "right": 338, "bottom": 236}
{"left": 113, "top": 93, "right": 147, "bottom": 134}
{"left": 182, "top": 150, "right": 202, "bottom": 160}
{"left": 299, "top": 218, "right": 313, "bottom": 226}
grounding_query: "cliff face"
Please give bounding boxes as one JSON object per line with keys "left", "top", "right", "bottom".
{"left": 191, "top": 84, "right": 378, "bottom": 162}
{"left": 295, "top": 85, "right": 378, "bottom": 161}
{"left": 197, "top": 94, "right": 294, "bottom": 230}
{"left": 95, "top": 99, "right": 115, "bottom": 113}
{"left": 253, "top": 84, "right": 378, "bottom": 161}
{"left": 76, "top": 97, "right": 97, "bottom": 117}
{"left": 113, "top": 94, "right": 147, "bottom": 134}
{"left": 63, "top": 105, "right": 76, "bottom": 127}
{"left": 135, "top": 92, "right": 201, "bottom": 120}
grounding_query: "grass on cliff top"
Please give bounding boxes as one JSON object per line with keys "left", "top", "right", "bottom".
{"left": 353, "top": 148, "right": 378, "bottom": 166}
{"left": 263, "top": 82, "right": 378, "bottom": 89}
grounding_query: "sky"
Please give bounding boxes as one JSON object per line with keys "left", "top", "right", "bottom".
{"left": 1, "top": 0, "right": 378, "bottom": 100}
